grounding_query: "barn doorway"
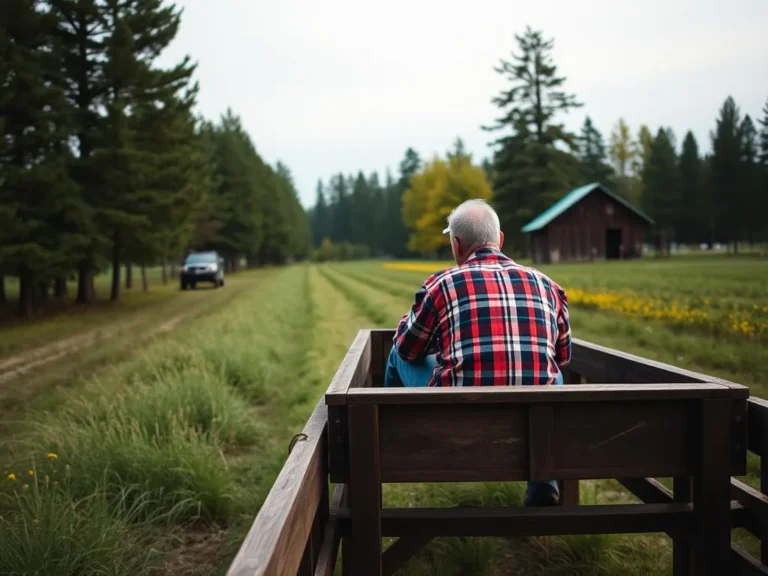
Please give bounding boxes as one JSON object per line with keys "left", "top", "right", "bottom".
{"left": 606, "top": 229, "right": 622, "bottom": 259}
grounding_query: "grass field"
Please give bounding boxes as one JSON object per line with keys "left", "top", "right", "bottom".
{"left": 0, "top": 255, "right": 764, "bottom": 574}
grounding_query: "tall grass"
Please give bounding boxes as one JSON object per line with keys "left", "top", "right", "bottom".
{"left": 0, "top": 470, "right": 163, "bottom": 575}
{"left": 0, "top": 267, "right": 313, "bottom": 574}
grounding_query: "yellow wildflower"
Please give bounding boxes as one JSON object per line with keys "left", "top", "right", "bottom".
{"left": 27, "top": 469, "right": 34, "bottom": 477}
{"left": 46, "top": 453, "right": 58, "bottom": 461}
{"left": 7, "top": 473, "right": 15, "bottom": 481}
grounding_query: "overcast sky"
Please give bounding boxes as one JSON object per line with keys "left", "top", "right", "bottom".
{"left": 159, "top": 0, "right": 768, "bottom": 207}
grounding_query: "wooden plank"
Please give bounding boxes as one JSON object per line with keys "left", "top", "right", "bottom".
{"left": 370, "top": 329, "right": 386, "bottom": 387}
{"left": 327, "top": 405, "right": 349, "bottom": 483}
{"left": 325, "top": 330, "right": 371, "bottom": 405}
{"left": 732, "top": 544, "right": 768, "bottom": 576}
{"left": 334, "top": 503, "right": 692, "bottom": 537}
{"left": 673, "top": 476, "right": 692, "bottom": 576}
{"left": 529, "top": 404, "right": 555, "bottom": 481}
{"left": 748, "top": 398, "right": 768, "bottom": 457}
{"left": 620, "top": 477, "right": 673, "bottom": 504}
{"left": 570, "top": 339, "right": 748, "bottom": 395}
{"left": 382, "top": 535, "right": 433, "bottom": 576}
{"left": 559, "top": 480, "right": 580, "bottom": 506}
{"left": 227, "top": 401, "right": 328, "bottom": 576}
{"left": 692, "top": 399, "right": 731, "bottom": 576}
{"left": 377, "top": 401, "right": 692, "bottom": 482}
{"left": 731, "top": 399, "right": 748, "bottom": 475}
{"left": 347, "top": 383, "right": 732, "bottom": 405}
{"left": 314, "top": 485, "right": 347, "bottom": 576}
{"left": 552, "top": 401, "right": 691, "bottom": 479}
{"left": 348, "top": 405, "right": 382, "bottom": 576}
{"left": 378, "top": 403, "right": 527, "bottom": 482}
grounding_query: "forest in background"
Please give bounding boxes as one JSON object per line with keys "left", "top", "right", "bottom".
{"left": 0, "top": 0, "right": 309, "bottom": 317}
{"left": 309, "top": 27, "right": 768, "bottom": 259}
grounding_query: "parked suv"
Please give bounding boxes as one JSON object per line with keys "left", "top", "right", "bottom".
{"left": 181, "top": 251, "right": 224, "bottom": 290}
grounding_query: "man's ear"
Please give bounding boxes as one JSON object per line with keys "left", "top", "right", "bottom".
{"left": 499, "top": 231, "right": 505, "bottom": 250}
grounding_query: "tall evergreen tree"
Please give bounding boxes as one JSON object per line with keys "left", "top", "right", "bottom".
{"left": 51, "top": 0, "right": 108, "bottom": 303}
{"left": 385, "top": 148, "right": 420, "bottom": 258}
{"left": 0, "top": 0, "right": 87, "bottom": 316}
{"left": 311, "top": 181, "right": 330, "bottom": 246}
{"left": 579, "top": 116, "right": 613, "bottom": 184}
{"left": 758, "top": 99, "right": 768, "bottom": 243}
{"left": 329, "top": 173, "right": 351, "bottom": 243}
{"left": 710, "top": 96, "right": 743, "bottom": 250}
{"left": 643, "top": 128, "right": 680, "bottom": 255}
{"left": 678, "top": 131, "right": 704, "bottom": 244}
{"left": 739, "top": 115, "right": 760, "bottom": 245}
{"left": 368, "top": 172, "right": 385, "bottom": 256}
{"left": 484, "top": 27, "right": 582, "bottom": 253}
{"left": 350, "top": 171, "right": 372, "bottom": 247}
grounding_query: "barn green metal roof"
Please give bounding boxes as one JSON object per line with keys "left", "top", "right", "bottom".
{"left": 520, "top": 182, "right": 654, "bottom": 233}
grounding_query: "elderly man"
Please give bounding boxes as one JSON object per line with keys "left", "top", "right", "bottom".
{"left": 385, "top": 199, "right": 571, "bottom": 506}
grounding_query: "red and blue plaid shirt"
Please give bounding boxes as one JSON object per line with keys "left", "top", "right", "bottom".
{"left": 394, "top": 248, "right": 571, "bottom": 386}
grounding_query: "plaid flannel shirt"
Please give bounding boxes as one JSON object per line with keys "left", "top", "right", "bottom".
{"left": 394, "top": 248, "right": 571, "bottom": 386}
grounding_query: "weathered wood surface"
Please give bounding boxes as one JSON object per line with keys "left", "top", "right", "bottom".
{"left": 333, "top": 503, "right": 692, "bottom": 537}
{"left": 347, "top": 383, "right": 733, "bottom": 404}
{"left": 313, "top": 485, "right": 346, "bottom": 576}
{"left": 348, "top": 405, "right": 382, "bottom": 576}
{"left": 325, "top": 330, "right": 371, "bottom": 404}
{"left": 227, "top": 400, "right": 327, "bottom": 576}
{"left": 375, "top": 400, "right": 693, "bottom": 482}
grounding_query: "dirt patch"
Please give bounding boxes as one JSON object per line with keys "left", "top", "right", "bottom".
{"left": 0, "top": 289, "right": 235, "bottom": 386}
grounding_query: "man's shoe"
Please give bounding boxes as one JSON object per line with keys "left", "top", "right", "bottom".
{"left": 524, "top": 483, "right": 560, "bottom": 507}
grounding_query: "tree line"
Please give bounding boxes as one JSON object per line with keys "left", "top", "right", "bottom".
{"left": 0, "top": 0, "right": 308, "bottom": 317}
{"left": 309, "top": 26, "right": 768, "bottom": 259}
{"left": 309, "top": 148, "right": 421, "bottom": 259}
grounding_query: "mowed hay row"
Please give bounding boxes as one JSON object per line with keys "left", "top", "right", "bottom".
{"left": 0, "top": 267, "right": 316, "bottom": 576}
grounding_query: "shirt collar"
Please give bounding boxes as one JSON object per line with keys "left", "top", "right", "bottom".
{"left": 464, "top": 247, "right": 512, "bottom": 264}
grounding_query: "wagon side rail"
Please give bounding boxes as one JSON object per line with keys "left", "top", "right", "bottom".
{"left": 226, "top": 399, "right": 338, "bottom": 576}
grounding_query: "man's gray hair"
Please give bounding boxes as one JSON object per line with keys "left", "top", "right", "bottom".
{"left": 443, "top": 199, "right": 501, "bottom": 250}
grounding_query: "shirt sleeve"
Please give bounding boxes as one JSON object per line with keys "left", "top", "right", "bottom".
{"left": 393, "top": 283, "right": 440, "bottom": 361}
{"left": 555, "top": 285, "right": 572, "bottom": 367}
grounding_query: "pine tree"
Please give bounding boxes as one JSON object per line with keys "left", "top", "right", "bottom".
{"left": 350, "top": 171, "right": 372, "bottom": 247}
{"left": 710, "top": 97, "right": 743, "bottom": 251}
{"left": 368, "top": 172, "right": 385, "bottom": 256}
{"left": 678, "top": 132, "right": 704, "bottom": 244}
{"left": 96, "top": 0, "right": 195, "bottom": 300}
{"left": 643, "top": 128, "right": 680, "bottom": 255}
{"left": 758, "top": 99, "right": 768, "bottom": 243}
{"left": 391, "top": 148, "right": 421, "bottom": 257}
{"left": 0, "top": 0, "right": 86, "bottom": 316}
{"left": 579, "top": 117, "right": 613, "bottom": 184}
{"left": 485, "top": 27, "right": 582, "bottom": 253}
{"left": 52, "top": 0, "right": 108, "bottom": 304}
{"left": 739, "top": 115, "right": 760, "bottom": 245}
{"left": 329, "top": 173, "right": 351, "bottom": 243}
{"left": 311, "top": 181, "right": 330, "bottom": 246}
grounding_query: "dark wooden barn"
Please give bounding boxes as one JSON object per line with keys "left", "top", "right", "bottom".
{"left": 521, "top": 183, "right": 654, "bottom": 264}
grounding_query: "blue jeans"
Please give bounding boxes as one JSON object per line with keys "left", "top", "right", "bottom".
{"left": 384, "top": 347, "right": 562, "bottom": 504}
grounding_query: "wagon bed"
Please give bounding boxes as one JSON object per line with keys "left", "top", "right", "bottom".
{"left": 227, "top": 329, "right": 766, "bottom": 576}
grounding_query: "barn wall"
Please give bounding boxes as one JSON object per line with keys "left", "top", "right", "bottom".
{"left": 544, "top": 191, "right": 649, "bottom": 262}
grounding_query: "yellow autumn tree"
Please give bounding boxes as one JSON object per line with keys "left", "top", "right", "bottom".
{"left": 402, "top": 147, "right": 493, "bottom": 256}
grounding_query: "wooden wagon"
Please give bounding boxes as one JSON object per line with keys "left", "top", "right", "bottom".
{"left": 227, "top": 329, "right": 768, "bottom": 576}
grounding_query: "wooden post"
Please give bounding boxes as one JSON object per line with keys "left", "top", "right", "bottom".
{"left": 672, "top": 476, "right": 691, "bottom": 575}
{"left": 692, "top": 399, "right": 730, "bottom": 575}
{"left": 348, "top": 405, "right": 382, "bottom": 575}
{"left": 560, "top": 369, "right": 581, "bottom": 505}
{"left": 761, "top": 416, "right": 768, "bottom": 565}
